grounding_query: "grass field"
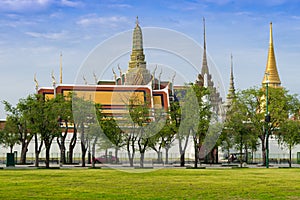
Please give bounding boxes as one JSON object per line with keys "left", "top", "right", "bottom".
{"left": 0, "top": 168, "right": 300, "bottom": 199}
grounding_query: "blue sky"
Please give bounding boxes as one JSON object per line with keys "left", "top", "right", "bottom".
{"left": 1, "top": 0, "right": 300, "bottom": 118}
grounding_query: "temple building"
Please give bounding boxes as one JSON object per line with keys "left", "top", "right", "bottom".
{"left": 38, "top": 18, "right": 171, "bottom": 116}
{"left": 38, "top": 17, "right": 224, "bottom": 121}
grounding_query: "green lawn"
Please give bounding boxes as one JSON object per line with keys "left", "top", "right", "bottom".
{"left": 0, "top": 168, "right": 299, "bottom": 199}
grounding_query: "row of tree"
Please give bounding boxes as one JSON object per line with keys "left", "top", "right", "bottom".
{"left": 221, "top": 86, "right": 300, "bottom": 167}
{"left": 1, "top": 84, "right": 299, "bottom": 168}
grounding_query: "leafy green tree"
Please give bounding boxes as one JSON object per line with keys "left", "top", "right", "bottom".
{"left": 148, "top": 116, "right": 176, "bottom": 164}
{"left": 0, "top": 117, "right": 20, "bottom": 153}
{"left": 277, "top": 119, "right": 300, "bottom": 167}
{"left": 55, "top": 94, "right": 73, "bottom": 164}
{"left": 3, "top": 100, "right": 34, "bottom": 164}
{"left": 223, "top": 95, "right": 259, "bottom": 167}
{"left": 224, "top": 87, "right": 299, "bottom": 166}
{"left": 128, "top": 98, "right": 151, "bottom": 167}
{"left": 24, "top": 95, "right": 62, "bottom": 168}
{"left": 72, "top": 94, "right": 97, "bottom": 167}
{"left": 190, "top": 84, "right": 211, "bottom": 168}
{"left": 175, "top": 84, "right": 211, "bottom": 167}
{"left": 100, "top": 117, "right": 124, "bottom": 163}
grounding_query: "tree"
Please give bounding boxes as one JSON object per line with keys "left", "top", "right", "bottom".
{"left": 55, "top": 94, "right": 72, "bottom": 164}
{"left": 224, "top": 87, "right": 299, "bottom": 166}
{"left": 148, "top": 117, "right": 176, "bottom": 164}
{"left": 277, "top": 119, "right": 300, "bottom": 167}
{"left": 100, "top": 117, "right": 124, "bottom": 163}
{"left": 0, "top": 117, "right": 20, "bottom": 153}
{"left": 222, "top": 95, "right": 259, "bottom": 167}
{"left": 190, "top": 84, "right": 211, "bottom": 168}
{"left": 24, "top": 94, "right": 62, "bottom": 168}
{"left": 72, "top": 94, "right": 97, "bottom": 167}
{"left": 3, "top": 100, "right": 34, "bottom": 164}
{"left": 174, "top": 84, "right": 211, "bottom": 167}
{"left": 127, "top": 98, "right": 151, "bottom": 168}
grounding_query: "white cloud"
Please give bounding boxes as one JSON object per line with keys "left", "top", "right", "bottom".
{"left": 0, "top": 0, "right": 54, "bottom": 11}
{"left": 60, "top": 0, "right": 83, "bottom": 8}
{"left": 76, "top": 15, "right": 129, "bottom": 27}
{"left": 25, "top": 31, "right": 67, "bottom": 40}
{"left": 106, "top": 3, "right": 132, "bottom": 9}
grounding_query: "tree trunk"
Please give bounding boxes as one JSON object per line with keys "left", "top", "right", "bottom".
{"left": 91, "top": 136, "right": 98, "bottom": 168}
{"left": 57, "top": 130, "right": 67, "bottom": 164}
{"left": 180, "top": 153, "right": 185, "bottom": 167}
{"left": 81, "top": 138, "right": 87, "bottom": 167}
{"left": 68, "top": 126, "right": 77, "bottom": 164}
{"left": 165, "top": 147, "right": 169, "bottom": 164}
{"left": 261, "top": 137, "right": 266, "bottom": 166}
{"left": 20, "top": 139, "right": 31, "bottom": 164}
{"left": 289, "top": 147, "right": 292, "bottom": 168}
{"left": 115, "top": 148, "right": 119, "bottom": 164}
{"left": 81, "top": 148, "right": 87, "bottom": 167}
{"left": 140, "top": 152, "right": 145, "bottom": 168}
{"left": 194, "top": 137, "right": 198, "bottom": 168}
{"left": 34, "top": 133, "right": 43, "bottom": 167}
{"left": 45, "top": 143, "right": 50, "bottom": 168}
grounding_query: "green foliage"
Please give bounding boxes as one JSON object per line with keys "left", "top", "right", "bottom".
{"left": 277, "top": 119, "right": 300, "bottom": 151}
{"left": 0, "top": 117, "right": 20, "bottom": 152}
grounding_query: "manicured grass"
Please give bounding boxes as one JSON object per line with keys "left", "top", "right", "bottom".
{"left": 0, "top": 168, "right": 300, "bottom": 199}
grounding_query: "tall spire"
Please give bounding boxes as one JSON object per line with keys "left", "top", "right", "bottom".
{"left": 262, "top": 22, "right": 281, "bottom": 87}
{"left": 227, "top": 54, "right": 235, "bottom": 103}
{"left": 201, "top": 17, "right": 209, "bottom": 76}
{"left": 59, "top": 52, "right": 62, "bottom": 84}
{"left": 126, "top": 17, "right": 151, "bottom": 85}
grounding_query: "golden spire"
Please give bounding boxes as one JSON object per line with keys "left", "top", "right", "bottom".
{"left": 59, "top": 52, "right": 62, "bottom": 84}
{"left": 262, "top": 22, "right": 281, "bottom": 87}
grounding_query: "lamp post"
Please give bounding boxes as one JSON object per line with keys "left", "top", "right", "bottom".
{"left": 265, "top": 72, "right": 270, "bottom": 168}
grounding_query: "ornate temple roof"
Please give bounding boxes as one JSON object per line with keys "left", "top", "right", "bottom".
{"left": 262, "top": 22, "right": 281, "bottom": 87}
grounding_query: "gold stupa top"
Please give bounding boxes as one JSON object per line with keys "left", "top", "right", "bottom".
{"left": 262, "top": 22, "right": 281, "bottom": 87}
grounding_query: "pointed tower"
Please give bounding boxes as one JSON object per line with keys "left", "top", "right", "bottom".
{"left": 262, "top": 22, "right": 281, "bottom": 87}
{"left": 225, "top": 54, "right": 236, "bottom": 108}
{"left": 125, "top": 17, "right": 151, "bottom": 85}
{"left": 59, "top": 52, "right": 63, "bottom": 84}
{"left": 201, "top": 17, "right": 209, "bottom": 77}
{"left": 200, "top": 17, "right": 222, "bottom": 114}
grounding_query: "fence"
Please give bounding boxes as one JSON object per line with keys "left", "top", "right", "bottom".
{"left": 1, "top": 151, "right": 300, "bottom": 165}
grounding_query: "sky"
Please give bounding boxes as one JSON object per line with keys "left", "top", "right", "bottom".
{"left": 0, "top": 0, "right": 300, "bottom": 119}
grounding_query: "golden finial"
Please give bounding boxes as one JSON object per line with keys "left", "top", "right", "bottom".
{"left": 171, "top": 72, "right": 176, "bottom": 84}
{"left": 269, "top": 22, "right": 273, "bottom": 45}
{"left": 93, "top": 72, "right": 98, "bottom": 84}
{"left": 34, "top": 73, "right": 39, "bottom": 92}
{"left": 152, "top": 65, "right": 157, "bottom": 78}
{"left": 82, "top": 75, "right": 87, "bottom": 85}
{"left": 59, "top": 52, "right": 62, "bottom": 84}
{"left": 112, "top": 68, "right": 117, "bottom": 81}
{"left": 51, "top": 70, "right": 56, "bottom": 86}
{"left": 117, "top": 64, "right": 122, "bottom": 77}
